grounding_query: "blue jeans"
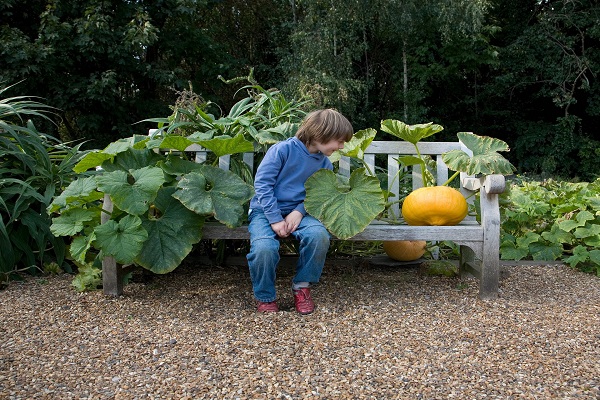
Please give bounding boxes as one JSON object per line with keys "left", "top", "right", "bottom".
{"left": 246, "top": 209, "right": 330, "bottom": 302}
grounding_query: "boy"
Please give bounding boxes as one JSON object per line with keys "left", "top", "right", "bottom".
{"left": 246, "top": 109, "right": 354, "bottom": 314}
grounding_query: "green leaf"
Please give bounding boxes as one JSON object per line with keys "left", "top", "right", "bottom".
{"left": 73, "top": 151, "right": 113, "bottom": 173}
{"left": 253, "top": 122, "right": 298, "bottom": 145}
{"left": 575, "top": 210, "right": 595, "bottom": 223}
{"left": 583, "top": 235, "right": 600, "bottom": 247}
{"left": 564, "top": 245, "right": 589, "bottom": 267}
{"left": 541, "top": 224, "right": 574, "bottom": 244}
{"left": 380, "top": 120, "right": 442, "bottom": 144}
{"left": 136, "top": 187, "right": 205, "bottom": 274}
{"left": 69, "top": 233, "right": 96, "bottom": 263}
{"left": 96, "top": 166, "right": 166, "bottom": 215}
{"left": 337, "top": 128, "right": 377, "bottom": 160}
{"left": 588, "top": 249, "right": 600, "bottom": 266}
{"left": 194, "top": 133, "right": 254, "bottom": 157}
{"left": 103, "top": 138, "right": 138, "bottom": 155}
{"left": 573, "top": 223, "right": 600, "bottom": 239}
{"left": 172, "top": 166, "right": 254, "bottom": 228}
{"left": 530, "top": 241, "right": 563, "bottom": 261}
{"left": 500, "top": 240, "right": 529, "bottom": 261}
{"left": 304, "top": 168, "right": 385, "bottom": 239}
{"left": 397, "top": 155, "right": 426, "bottom": 167}
{"left": 157, "top": 135, "right": 194, "bottom": 152}
{"left": 48, "top": 176, "right": 102, "bottom": 212}
{"left": 71, "top": 263, "right": 102, "bottom": 292}
{"left": 160, "top": 156, "right": 203, "bottom": 176}
{"left": 101, "top": 148, "right": 164, "bottom": 173}
{"left": 558, "top": 219, "right": 583, "bottom": 232}
{"left": 94, "top": 215, "right": 148, "bottom": 265}
{"left": 50, "top": 208, "right": 98, "bottom": 236}
{"left": 73, "top": 138, "right": 137, "bottom": 173}
{"left": 442, "top": 132, "right": 516, "bottom": 175}
{"left": 516, "top": 231, "right": 541, "bottom": 248}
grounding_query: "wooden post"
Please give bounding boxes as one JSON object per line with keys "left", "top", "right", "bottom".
{"left": 478, "top": 175, "right": 505, "bottom": 299}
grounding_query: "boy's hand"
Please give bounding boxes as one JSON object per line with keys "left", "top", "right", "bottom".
{"left": 285, "top": 211, "right": 303, "bottom": 234}
{"left": 270, "top": 220, "right": 290, "bottom": 238}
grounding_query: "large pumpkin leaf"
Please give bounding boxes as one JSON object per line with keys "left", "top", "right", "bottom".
{"left": 193, "top": 133, "right": 254, "bottom": 157}
{"left": 73, "top": 138, "right": 137, "bottom": 172}
{"left": 380, "top": 120, "right": 443, "bottom": 144}
{"left": 96, "top": 166, "right": 166, "bottom": 215}
{"left": 101, "top": 148, "right": 163, "bottom": 173}
{"left": 172, "top": 166, "right": 254, "bottom": 228}
{"left": 50, "top": 208, "right": 98, "bottom": 236}
{"left": 94, "top": 214, "right": 148, "bottom": 265}
{"left": 48, "top": 176, "right": 102, "bottom": 212}
{"left": 136, "top": 187, "right": 205, "bottom": 274}
{"left": 305, "top": 168, "right": 385, "bottom": 239}
{"left": 253, "top": 122, "right": 298, "bottom": 145}
{"left": 442, "top": 132, "right": 516, "bottom": 175}
{"left": 155, "top": 135, "right": 194, "bottom": 152}
{"left": 69, "top": 233, "right": 96, "bottom": 264}
{"left": 73, "top": 151, "right": 114, "bottom": 173}
{"left": 333, "top": 128, "right": 377, "bottom": 161}
{"left": 160, "top": 155, "right": 203, "bottom": 176}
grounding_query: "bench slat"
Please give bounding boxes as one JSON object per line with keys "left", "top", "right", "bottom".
{"left": 201, "top": 221, "right": 483, "bottom": 242}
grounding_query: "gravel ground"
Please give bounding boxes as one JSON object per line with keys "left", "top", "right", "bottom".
{"left": 1, "top": 259, "right": 599, "bottom": 400}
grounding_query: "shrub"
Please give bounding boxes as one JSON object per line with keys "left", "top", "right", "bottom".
{"left": 0, "top": 84, "right": 90, "bottom": 283}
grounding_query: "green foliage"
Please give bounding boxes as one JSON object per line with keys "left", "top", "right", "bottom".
{"left": 443, "top": 132, "right": 516, "bottom": 176}
{"left": 49, "top": 138, "right": 253, "bottom": 276}
{"left": 71, "top": 262, "right": 102, "bottom": 292}
{"left": 500, "top": 177, "right": 600, "bottom": 275}
{"left": 305, "top": 120, "right": 514, "bottom": 238}
{"left": 49, "top": 84, "right": 306, "bottom": 284}
{"left": 305, "top": 168, "right": 385, "bottom": 240}
{"left": 0, "top": 85, "right": 89, "bottom": 280}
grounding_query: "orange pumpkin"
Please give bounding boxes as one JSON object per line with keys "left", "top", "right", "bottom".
{"left": 383, "top": 240, "right": 427, "bottom": 261}
{"left": 401, "top": 186, "right": 468, "bottom": 226}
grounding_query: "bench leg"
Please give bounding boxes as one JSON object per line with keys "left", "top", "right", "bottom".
{"left": 479, "top": 249, "right": 499, "bottom": 300}
{"left": 459, "top": 245, "right": 476, "bottom": 278}
{"left": 102, "top": 255, "right": 124, "bottom": 296}
{"left": 479, "top": 188, "right": 501, "bottom": 300}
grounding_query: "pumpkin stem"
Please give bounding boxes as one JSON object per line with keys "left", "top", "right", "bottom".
{"left": 441, "top": 171, "right": 460, "bottom": 187}
{"left": 412, "top": 143, "right": 434, "bottom": 187}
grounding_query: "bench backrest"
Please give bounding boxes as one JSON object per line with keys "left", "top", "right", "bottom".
{"left": 150, "top": 130, "right": 474, "bottom": 217}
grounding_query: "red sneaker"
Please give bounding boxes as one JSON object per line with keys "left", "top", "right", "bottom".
{"left": 257, "top": 301, "right": 279, "bottom": 313}
{"left": 293, "top": 288, "right": 315, "bottom": 315}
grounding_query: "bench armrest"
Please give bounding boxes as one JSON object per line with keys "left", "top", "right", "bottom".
{"left": 462, "top": 174, "right": 506, "bottom": 194}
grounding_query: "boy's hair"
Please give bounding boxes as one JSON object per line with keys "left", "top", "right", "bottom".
{"left": 295, "top": 109, "right": 354, "bottom": 145}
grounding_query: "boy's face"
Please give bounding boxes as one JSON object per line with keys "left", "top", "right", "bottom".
{"left": 310, "top": 139, "right": 346, "bottom": 156}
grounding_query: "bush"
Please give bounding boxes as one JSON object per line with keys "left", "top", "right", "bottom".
{"left": 0, "top": 84, "right": 90, "bottom": 283}
{"left": 500, "top": 176, "right": 600, "bottom": 275}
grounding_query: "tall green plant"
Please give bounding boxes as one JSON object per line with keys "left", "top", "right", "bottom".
{"left": 0, "top": 84, "right": 88, "bottom": 280}
{"left": 48, "top": 83, "right": 307, "bottom": 287}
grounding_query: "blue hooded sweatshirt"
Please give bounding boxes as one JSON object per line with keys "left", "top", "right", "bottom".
{"left": 249, "top": 137, "right": 332, "bottom": 224}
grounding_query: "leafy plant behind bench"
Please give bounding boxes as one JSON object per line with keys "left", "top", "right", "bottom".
{"left": 48, "top": 83, "right": 308, "bottom": 286}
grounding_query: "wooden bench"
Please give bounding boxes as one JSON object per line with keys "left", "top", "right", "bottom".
{"left": 102, "top": 140, "right": 505, "bottom": 300}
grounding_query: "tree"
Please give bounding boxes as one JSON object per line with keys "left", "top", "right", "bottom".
{"left": 277, "top": 0, "right": 494, "bottom": 131}
{"left": 0, "top": 0, "right": 265, "bottom": 147}
{"left": 479, "top": 0, "right": 600, "bottom": 179}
